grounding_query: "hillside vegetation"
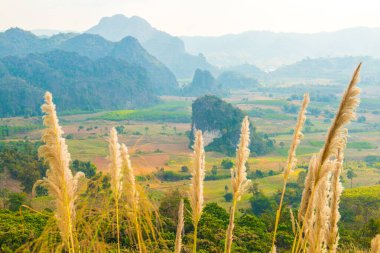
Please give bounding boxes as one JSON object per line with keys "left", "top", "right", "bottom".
{"left": 0, "top": 50, "right": 159, "bottom": 117}
{"left": 190, "top": 95, "right": 275, "bottom": 156}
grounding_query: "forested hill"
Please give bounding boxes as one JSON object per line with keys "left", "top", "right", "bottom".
{"left": 190, "top": 95, "right": 275, "bottom": 156}
{"left": 0, "top": 50, "right": 159, "bottom": 117}
{"left": 0, "top": 28, "right": 178, "bottom": 95}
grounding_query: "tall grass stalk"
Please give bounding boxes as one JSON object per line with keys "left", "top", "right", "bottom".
{"left": 37, "top": 92, "right": 84, "bottom": 253}
{"left": 371, "top": 235, "right": 380, "bottom": 253}
{"left": 270, "top": 93, "right": 309, "bottom": 252}
{"left": 190, "top": 130, "right": 205, "bottom": 253}
{"left": 120, "top": 143, "right": 146, "bottom": 253}
{"left": 108, "top": 128, "right": 122, "bottom": 253}
{"left": 225, "top": 116, "right": 251, "bottom": 253}
{"left": 293, "top": 63, "right": 361, "bottom": 253}
{"left": 326, "top": 151, "right": 343, "bottom": 253}
{"left": 175, "top": 199, "right": 184, "bottom": 253}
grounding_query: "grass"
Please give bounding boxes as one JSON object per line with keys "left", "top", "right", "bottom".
{"left": 343, "top": 185, "right": 380, "bottom": 199}
{"left": 92, "top": 101, "right": 191, "bottom": 123}
{"left": 240, "top": 99, "right": 288, "bottom": 106}
{"left": 308, "top": 140, "right": 377, "bottom": 149}
{"left": 67, "top": 138, "right": 108, "bottom": 161}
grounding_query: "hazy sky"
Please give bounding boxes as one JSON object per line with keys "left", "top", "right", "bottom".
{"left": 1, "top": 0, "right": 380, "bottom": 36}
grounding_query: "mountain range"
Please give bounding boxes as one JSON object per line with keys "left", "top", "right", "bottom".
{"left": 182, "top": 27, "right": 380, "bottom": 70}
{"left": 0, "top": 27, "right": 181, "bottom": 117}
{"left": 86, "top": 14, "right": 215, "bottom": 78}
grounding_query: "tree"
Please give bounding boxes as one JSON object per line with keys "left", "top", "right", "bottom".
{"left": 250, "top": 192, "right": 273, "bottom": 216}
{"left": 224, "top": 192, "right": 233, "bottom": 202}
{"left": 279, "top": 141, "right": 285, "bottom": 149}
{"left": 144, "top": 126, "right": 149, "bottom": 135}
{"left": 221, "top": 159, "right": 234, "bottom": 170}
{"left": 358, "top": 116, "right": 366, "bottom": 123}
{"left": 71, "top": 160, "right": 97, "bottom": 178}
{"left": 224, "top": 185, "right": 229, "bottom": 193}
{"left": 248, "top": 181, "right": 260, "bottom": 196}
{"left": 347, "top": 169, "right": 357, "bottom": 188}
{"left": 8, "top": 192, "right": 27, "bottom": 211}
{"left": 211, "top": 165, "right": 218, "bottom": 176}
{"left": 180, "top": 165, "right": 189, "bottom": 173}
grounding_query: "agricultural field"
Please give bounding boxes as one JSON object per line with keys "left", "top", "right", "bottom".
{"left": 1, "top": 86, "right": 380, "bottom": 209}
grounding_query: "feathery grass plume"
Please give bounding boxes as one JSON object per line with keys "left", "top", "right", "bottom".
{"left": 289, "top": 208, "right": 296, "bottom": 236}
{"left": 108, "top": 127, "right": 122, "bottom": 253}
{"left": 190, "top": 130, "right": 205, "bottom": 253}
{"left": 120, "top": 144, "right": 137, "bottom": 208}
{"left": 37, "top": 91, "right": 84, "bottom": 253}
{"left": 308, "top": 161, "right": 333, "bottom": 253}
{"left": 294, "top": 64, "right": 361, "bottom": 253}
{"left": 326, "top": 151, "right": 344, "bottom": 253}
{"left": 371, "top": 235, "right": 380, "bottom": 253}
{"left": 298, "top": 154, "right": 318, "bottom": 223}
{"left": 120, "top": 143, "right": 146, "bottom": 253}
{"left": 175, "top": 199, "right": 185, "bottom": 253}
{"left": 319, "top": 63, "right": 361, "bottom": 170}
{"left": 271, "top": 94, "right": 309, "bottom": 252}
{"left": 225, "top": 116, "right": 251, "bottom": 253}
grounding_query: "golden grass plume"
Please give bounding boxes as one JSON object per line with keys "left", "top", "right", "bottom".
{"left": 37, "top": 91, "right": 84, "bottom": 253}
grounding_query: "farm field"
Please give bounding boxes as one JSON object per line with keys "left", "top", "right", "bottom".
{"left": 2, "top": 87, "right": 380, "bottom": 210}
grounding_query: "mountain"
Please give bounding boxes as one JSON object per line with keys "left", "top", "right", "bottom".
{"left": 181, "top": 69, "right": 224, "bottom": 97}
{"left": 0, "top": 29, "right": 178, "bottom": 94}
{"left": 182, "top": 27, "right": 380, "bottom": 70}
{"left": 217, "top": 71, "right": 259, "bottom": 89}
{"left": 270, "top": 56, "right": 380, "bottom": 85}
{"left": 0, "top": 50, "right": 159, "bottom": 117}
{"left": 86, "top": 14, "right": 215, "bottom": 78}
{"left": 190, "top": 95, "right": 275, "bottom": 156}
{"left": 221, "top": 64, "right": 267, "bottom": 80}
{"left": 0, "top": 28, "right": 76, "bottom": 57}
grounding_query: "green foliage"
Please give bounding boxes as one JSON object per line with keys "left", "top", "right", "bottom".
{"left": 70, "top": 160, "right": 97, "bottom": 178}
{"left": 7, "top": 192, "right": 27, "bottom": 211}
{"left": 221, "top": 159, "right": 234, "bottom": 170}
{"left": 0, "top": 125, "right": 41, "bottom": 139}
{"left": 223, "top": 192, "right": 233, "bottom": 202}
{"left": 282, "top": 103, "right": 299, "bottom": 114}
{"left": 309, "top": 140, "right": 377, "bottom": 150}
{"left": 250, "top": 192, "right": 275, "bottom": 216}
{"left": 0, "top": 141, "right": 47, "bottom": 192}
{"left": 93, "top": 101, "right": 191, "bottom": 123}
{"left": 0, "top": 48, "right": 167, "bottom": 117}
{"left": 339, "top": 185, "right": 380, "bottom": 250}
{"left": 190, "top": 95, "right": 275, "bottom": 156}
{"left": 155, "top": 168, "right": 191, "bottom": 181}
{"left": 180, "top": 165, "right": 189, "bottom": 173}
{"left": 0, "top": 209, "right": 49, "bottom": 252}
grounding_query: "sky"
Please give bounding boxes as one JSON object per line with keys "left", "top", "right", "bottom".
{"left": 1, "top": 0, "right": 380, "bottom": 36}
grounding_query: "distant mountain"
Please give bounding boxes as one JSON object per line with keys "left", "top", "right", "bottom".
{"left": 31, "top": 29, "right": 77, "bottom": 37}
{"left": 270, "top": 56, "right": 380, "bottom": 85}
{"left": 0, "top": 50, "right": 158, "bottom": 117}
{"left": 0, "top": 29, "right": 178, "bottom": 94}
{"left": 182, "top": 27, "right": 380, "bottom": 70}
{"left": 221, "top": 64, "right": 267, "bottom": 80}
{"left": 0, "top": 28, "right": 76, "bottom": 57}
{"left": 217, "top": 71, "right": 259, "bottom": 89}
{"left": 86, "top": 14, "right": 215, "bottom": 78}
{"left": 181, "top": 69, "right": 224, "bottom": 97}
